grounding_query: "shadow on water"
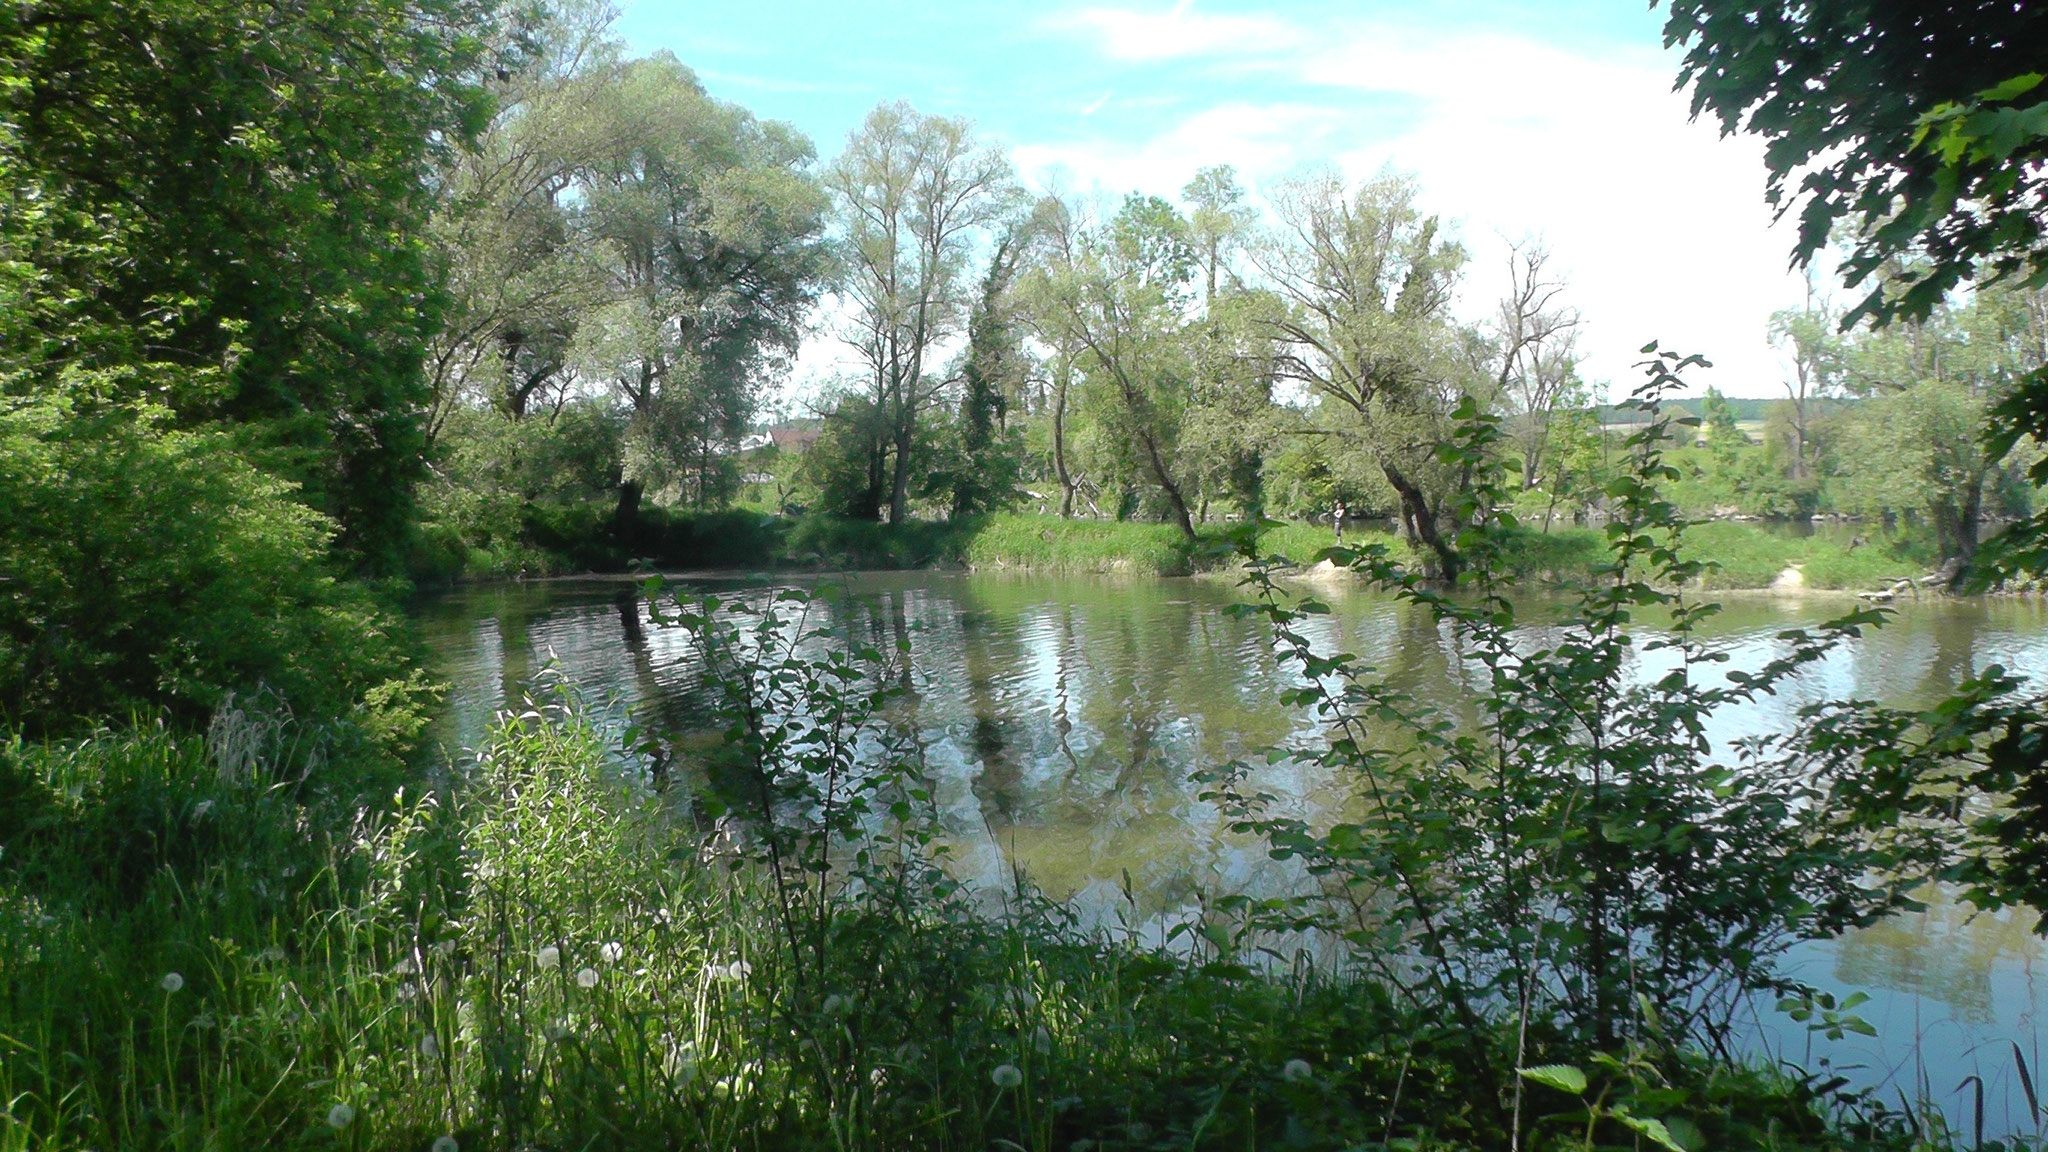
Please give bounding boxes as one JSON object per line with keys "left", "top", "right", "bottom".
{"left": 415, "top": 570, "right": 2048, "bottom": 1138}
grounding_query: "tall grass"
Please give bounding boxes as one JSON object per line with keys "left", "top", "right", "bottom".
{"left": 0, "top": 682, "right": 1915, "bottom": 1150}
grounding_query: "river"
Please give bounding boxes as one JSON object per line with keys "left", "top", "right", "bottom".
{"left": 415, "top": 569, "right": 2048, "bottom": 1138}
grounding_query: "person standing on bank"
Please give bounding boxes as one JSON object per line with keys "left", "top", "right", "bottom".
{"left": 1332, "top": 501, "right": 1346, "bottom": 540}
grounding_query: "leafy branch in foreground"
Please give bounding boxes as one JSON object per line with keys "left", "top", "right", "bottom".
{"left": 1205, "top": 348, "right": 1998, "bottom": 1146}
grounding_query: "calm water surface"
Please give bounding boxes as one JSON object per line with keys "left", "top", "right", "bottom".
{"left": 415, "top": 571, "right": 2048, "bottom": 1136}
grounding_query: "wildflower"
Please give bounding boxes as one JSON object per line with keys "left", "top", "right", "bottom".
{"left": 536, "top": 945, "right": 560, "bottom": 971}
{"left": 1282, "top": 1058, "right": 1312, "bottom": 1082}
{"left": 576, "top": 967, "right": 599, "bottom": 989}
{"left": 432, "top": 1138, "right": 459, "bottom": 1152}
{"left": 991, "top": 1063, "right": 1023, "bottom": 1089}
{"left": 160, "top": 972, "right": 184, "bottom": 994}
{"left": 419, "top": 1034, "right": 440, "bottom": 1059}
{"left": 326, "top": 1103, "right": 355, "bottom": 1129}
{"left": 822, "top": 993, "right": 850, "bottom": 1016}
{"left": 599, "top": 941, "right": 623, "bottom": 963}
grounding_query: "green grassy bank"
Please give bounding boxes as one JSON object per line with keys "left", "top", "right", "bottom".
{"left": 0, "top": 703, "right": 1909, "bottom": 1151}
{"left": 419, "top": 503, "right": 1935, "bottom": 592}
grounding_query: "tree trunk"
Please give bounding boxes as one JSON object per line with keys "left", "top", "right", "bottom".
{"left": 1053, "top": 379, "right": 1077, "bottom": 519}
{"left": 887, "top": 419, "right": 914, "bottom": 526}
{"left": 1140, "top": 428, "right": 1197, "bottom": 541}
{"left": 613, "top": 478, "right": 644, "bottom": 541}
{"left": 1382, "top": 463, "right": 1458, "bottom": 584}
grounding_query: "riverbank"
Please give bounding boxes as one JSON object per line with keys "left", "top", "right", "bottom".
{"left": 418, "top": 505, "right": 1946, "bottom": 593}
{"left": 0, "top": 700, "right": 1914, "bottom": 1151}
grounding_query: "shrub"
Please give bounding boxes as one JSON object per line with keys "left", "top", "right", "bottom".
{"left": 0, "top": 393, "right": 419, "bottom": 737}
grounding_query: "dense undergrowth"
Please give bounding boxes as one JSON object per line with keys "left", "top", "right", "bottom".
{"left": 0, "top": 695, "right": 1930, "bottom": 1152}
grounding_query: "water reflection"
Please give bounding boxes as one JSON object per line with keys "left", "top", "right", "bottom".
{"left": 413, "top": 572, "right": 2048, "bottom": 1136}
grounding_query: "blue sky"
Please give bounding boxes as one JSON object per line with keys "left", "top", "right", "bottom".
{"left": 616, "top": 0, "right": 1812, "bottom": 400}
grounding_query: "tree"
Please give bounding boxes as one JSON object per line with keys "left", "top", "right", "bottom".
{"left": 1664, "top": 2, "right": 2048, "bottom": 574}
{"left": 0, "top": 0, "right": 503, "bottom": 574}
{"left": 1766, "top": 272, "right": 1845, "bottom": 482}
{"left": 1181, "top": 165, "right": 1254, "bottom": 308}
{"left": 1836, "top": 286, "right": 2040, "bottom": 574}
{"left": 1254, "top": 169, "right": 1472, "bottom": 581}
{"left": 829, "top": 103, "right": 1015, "bottom": 525}
{"left": 1026, "top": 194, "right": 1202, "bottom": 539}
{"left": 942, "top": 217, "right": 1034, "bottom": 519}
{"left": 575, "top": 55, "right": 828, "bottom": 521}
{"left": 1492, "top": 239, "right": 1583, "bottom": 488}
{"left": 1665, "top": 1, "right": 2048, "bottom": 326}
{"left": 424, "top": 0, "right": 623, "bottom": 436}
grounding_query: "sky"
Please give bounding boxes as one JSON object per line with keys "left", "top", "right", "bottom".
{"left": 613, "top": 0, "right": 1818, "bottom": 402}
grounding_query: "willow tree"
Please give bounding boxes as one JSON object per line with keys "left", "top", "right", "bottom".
{"left": 1024, "top": 194, "right": 1202, "bottom": 539}
{"left": 573, "top": 54, "right": 828, "bottom": 518}
{"left": 828, "top": 103, "right": 1015, "bottom": 524}
{"left": 1254, "top": 169, "right": 1471, "bottom": 580}
{"left": 425, "top": 0, "right": 622, "bottom": 435}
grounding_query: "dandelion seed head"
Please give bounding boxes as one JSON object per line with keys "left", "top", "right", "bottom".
{"left": 599, "top": 941, "right": 623, "bottom": 963}
{"left": 326, "top": 1103, "right": 355, "bottom": 1129}
{"left": 1032, "top": 1025, "right": 1052, "bottom": 1054}
{"left": 419, "top": 1034, "right": 440, "bottom": 1059}
{"left": 991, "top": 1063, "right": 1023, "bottom": 1089}
{"left": 822, "top": 993, "right": 849, "bottom": 1015}
{"left": 192, "top": 799, "right": 214, "bottom": 819}
{"left": 1282, "top": 1058, "right": 1312, "bottom": 1082}
{"left": 894, "top": 1041, "right": 922, "bottom": 1063}
{"left": 432, "top": 1137, "right": 459, "bottom": 1152}
{"left": 576, "top": 966, "right": 599, "bottom": 989}
{"left": 536, "top": 945, "right": 560, "bottom": 970}
{"left": 160, "top": 972, "right": 184, "bottom": 994}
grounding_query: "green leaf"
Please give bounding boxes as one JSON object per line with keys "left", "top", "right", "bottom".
{"left": 1981, "top": 73, "right": 2045, "bottom": 103}
{"left": 1519, "top": 1064, "right": 1587, "bottom": 1095}
{"left": 1619, "top": 1114, "right": 1689, "bottom": 1152}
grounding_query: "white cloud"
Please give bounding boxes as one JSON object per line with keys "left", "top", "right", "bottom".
{"left": 1052, "top": 0, "right": 1301, "bottom": 63}
{"left": 1037, "top": 8, "right": 1813, "bottom": 399}
{"left": 1013, "top": 101, "right": 1344, "bottom": 204}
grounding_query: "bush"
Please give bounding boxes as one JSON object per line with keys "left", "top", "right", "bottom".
{"left": 0, "top": 394, "right": 420, "bottom": 737}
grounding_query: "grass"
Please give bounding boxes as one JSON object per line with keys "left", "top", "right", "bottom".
{"left": 0, "top": 692, "right": 1921, "bottom": 1151}
{"left": 418, "top": 495, "right": 1940, "bottom": 596}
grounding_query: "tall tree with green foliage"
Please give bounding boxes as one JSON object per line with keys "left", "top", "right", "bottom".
{"left": 1025, "top": 194, "right": 1202, "bottom": 539}
{"left": 425, "top": 0, "right": 623, "bottom": 435}
{"left": 1255, "top": 169, "right": 1472, "bottom": 580}
{"left": 575, "top": 54, "right": 828, "bottom": 519}
{"left": 0, "top": 0, "right": 502, "bottom": 574}
{"left": 943, "top": 217, "right": 1034, "bottom": 519}
{"left": 1766, "top": 274, "right": 1845, "bottom": 483}
{"left": 1836, "top": 286, "right": 2040, "bottom": 574}
{"left": 829, "top": 103, "right": 1015, "bottom": 525}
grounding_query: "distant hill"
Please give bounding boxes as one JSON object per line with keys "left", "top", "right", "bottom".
{"left": 1591, "top": 396, "right": 1857, "bottom": 425}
